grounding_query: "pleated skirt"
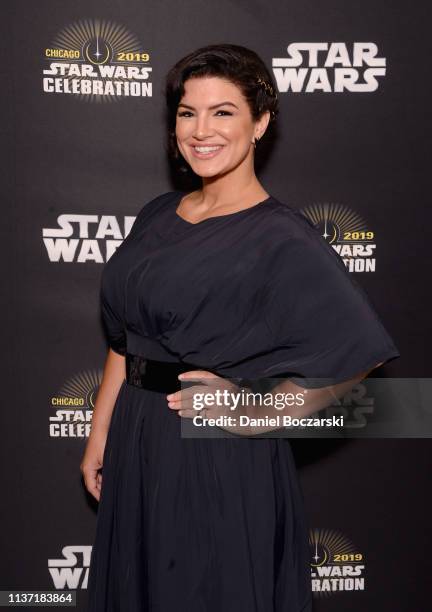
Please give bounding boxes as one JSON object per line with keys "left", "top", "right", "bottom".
{"left": 86, "top": 380, "right": 312, "bottom": 612}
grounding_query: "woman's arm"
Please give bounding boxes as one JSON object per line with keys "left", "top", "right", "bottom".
{"left": 220, "top": 361, "right": 384, "bottom": 436}
{"left": 80, "top": 348, "right": 126, "bottom": 500}
{"left": 89, "top": 348, "right": 126, "bottom": 433}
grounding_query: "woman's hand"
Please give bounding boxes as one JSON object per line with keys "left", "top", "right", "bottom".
{"left": 166, "top": 370, "right": 240, "bottom": 419}
{"left": 80, "top": 430, "right": 108, "bottom": 502}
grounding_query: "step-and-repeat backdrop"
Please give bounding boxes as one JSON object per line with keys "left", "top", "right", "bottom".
{"left": 4, "top": 1, "right": 431, "bottom": 610}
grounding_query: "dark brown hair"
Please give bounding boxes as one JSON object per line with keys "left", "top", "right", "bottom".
{"left": 164, "top": 43, "right": 279, "bottom": 174}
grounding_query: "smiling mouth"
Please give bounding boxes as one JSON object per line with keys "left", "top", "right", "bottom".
{"left": 190, "top": 145, "right": 224, "bottom": 159}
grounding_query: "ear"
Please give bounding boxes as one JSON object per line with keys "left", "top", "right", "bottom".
{"left": 254, "top": 110, "right": 271, "bottom": 140}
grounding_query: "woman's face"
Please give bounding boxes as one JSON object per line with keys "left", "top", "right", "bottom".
{"left": 175, "top": 76, "right": 269, "bottom": 177}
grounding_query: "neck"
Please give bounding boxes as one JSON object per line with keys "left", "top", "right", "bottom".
{"left": 197, "top": 164, "right": 267, "bottom": 209}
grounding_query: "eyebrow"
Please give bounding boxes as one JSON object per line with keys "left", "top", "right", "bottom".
{"left": 177, "top": 101, "right": 239, "bottom": 110}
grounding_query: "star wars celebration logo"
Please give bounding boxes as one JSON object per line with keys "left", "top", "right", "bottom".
{"left": 49, "top": 369, "right": 102, "bottom": 437}
{"left": 272, "top": 42, "right": 386, "bottom": 93}
{"left": 43, "top": 213, "right": 136, "bottom": 263}
{"left": 49, "top": 546, "right": 91, "bottom": 589}
{"left": 301, "top": 203, "right": 377, "bottom": 273}
{"left": 42, "top": 18, "right": 152, "bottom": 101}
{"left": 310, "top": 528, "right": 366, "bottom": 595}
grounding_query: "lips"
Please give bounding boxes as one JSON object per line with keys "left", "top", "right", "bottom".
{"left": 190, "top": 144, "right": 225, "bottom": 159}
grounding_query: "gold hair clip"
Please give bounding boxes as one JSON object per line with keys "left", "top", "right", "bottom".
{"left": 256, "top": 76, "right": 277, "bottom": 98}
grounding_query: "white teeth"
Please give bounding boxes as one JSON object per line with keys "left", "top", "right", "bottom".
{"left": 194, "top": 146, "right": 222, "bottom": 153}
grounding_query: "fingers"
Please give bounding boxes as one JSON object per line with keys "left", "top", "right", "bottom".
{"left": 167, "top": 384, "right": 208, "bottom": 409}
{"left": 85, "top": 478, "right": 101, "bottom": 501}
{"left": 167, "top": 370, "right": 239, "bottom": 418}
{"left": 166, "top": 370, "right": 230, "bottom": 407}
{"left": 179, "top": 370, "right": 218, "bottom": 380}
{"left": 167, "top": 396, "right": 207, "bottom": 417}
{"left": 174, "top": 408, "right": 203, "bottom": 419}
{"left": 167, "top": 391, "right": 226, "bottom": 419}
{"left": 81, "top": 466, "right": 102, "bottom": 502}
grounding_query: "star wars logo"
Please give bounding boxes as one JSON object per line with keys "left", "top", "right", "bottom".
{"left": 43, "top": 214, "right": 136, "bottom": 263}
{"left": 50, "top": 369, "right": 102, "bottom": 437}
{"left": 42, "top": 19, "right": 152, "bottom": 101}
{"left": 48, "top": 546, "right": 91, "bottom": 589}
{"left": 273, "top": 42, "right": 386, "bottom": 93}
{"left": 310, "top": 528, "right": 366, "bottom": 595}
{"left": 321, "top": 381, "right": 374, "bottom": 429}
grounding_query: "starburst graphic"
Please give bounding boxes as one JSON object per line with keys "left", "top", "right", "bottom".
{"left": 310, "top": 527, "right": 356, "bottom": 566}
{"left": 58, "top": 369, "right": 103, "bottom": 410}
{"left": 301, "top": 203, "right": 367, "bottom": 244}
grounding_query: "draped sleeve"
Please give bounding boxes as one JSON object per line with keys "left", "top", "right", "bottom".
{"left": 240, "top": 208, "right": 400, "bottom": 389}
{"left": 99, "top": 193, "right": 168, "bottom": 356}
{"left": 100, "top": 268, "right": 127, "bottom": 356}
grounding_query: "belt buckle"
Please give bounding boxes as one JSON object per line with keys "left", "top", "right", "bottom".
{"left": 126, "top": 352, "right": 191, "bottom": 393}
{"left": 126, "top": 353, "right": 148, "bottom": 389}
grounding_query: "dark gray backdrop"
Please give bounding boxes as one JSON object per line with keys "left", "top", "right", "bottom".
{"left": 3, "top": 1, "right": 431, "bottom": 610}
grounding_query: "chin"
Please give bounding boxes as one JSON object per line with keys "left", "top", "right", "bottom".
{"left": 193, "top": 168, "right": 223, "bottom": 178}
{"left": 187, "top": 163, "right": 227, "bottom": 178}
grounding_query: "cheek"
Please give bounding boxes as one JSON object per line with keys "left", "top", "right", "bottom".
{"left": 220, "top": 121, "right": 252, "bottom": 143}
{"left": 175, "top": 122, "right": 189, "bottom": 140}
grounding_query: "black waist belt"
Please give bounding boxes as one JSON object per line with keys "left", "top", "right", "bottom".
{"left": 125, "top": 352, "right": 204, "bottom": 394}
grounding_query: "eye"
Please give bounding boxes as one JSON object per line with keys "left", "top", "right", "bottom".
{"left": 177, "top": 109, "right": 233, "bottom": 117}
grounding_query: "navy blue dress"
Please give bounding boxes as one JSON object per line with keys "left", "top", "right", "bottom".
{"left": 87, "top": 191, "right": 399, "bottom": 611}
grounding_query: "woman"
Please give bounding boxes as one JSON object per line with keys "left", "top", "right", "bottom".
{"left": 82, "top": 44, "right": 399, "bottom": 611}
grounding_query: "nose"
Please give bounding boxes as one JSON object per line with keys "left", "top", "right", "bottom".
{"left": 192, "top": 113, "right": 215, "bottom": 140}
